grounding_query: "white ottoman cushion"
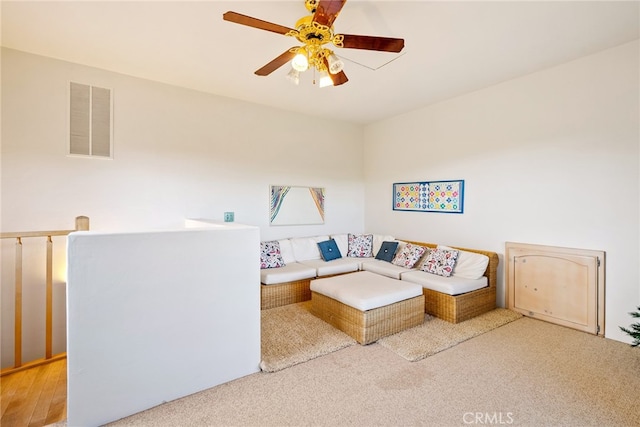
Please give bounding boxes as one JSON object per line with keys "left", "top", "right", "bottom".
{"left": 311, "top": 271, "right": 422, "bottom": 311}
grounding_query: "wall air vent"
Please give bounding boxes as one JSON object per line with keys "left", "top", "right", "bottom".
{"left": 69, "top": 82, "right": 112, "bottom": 158}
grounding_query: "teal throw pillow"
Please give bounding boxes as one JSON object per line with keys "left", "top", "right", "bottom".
{"left": 375, "top": 241, "right": 399, "bottom": 262}
{"left": 317, "top": 239, "right": 342, "bottom": 261}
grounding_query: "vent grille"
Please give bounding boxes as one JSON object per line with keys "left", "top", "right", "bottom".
{"left": 69, "top": 82, "right": 112, "bottom": 157}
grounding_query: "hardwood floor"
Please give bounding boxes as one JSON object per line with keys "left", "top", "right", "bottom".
{"left": 1, "top": 359, "right": 66, "bottom": 427}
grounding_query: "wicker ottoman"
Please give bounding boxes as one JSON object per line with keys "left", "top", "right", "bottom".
{"left": 310, "top": 271, "right": 425, "bottom": 345}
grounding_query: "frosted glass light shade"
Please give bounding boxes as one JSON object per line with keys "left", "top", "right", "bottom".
{"left": 291, "top": 49, "right": 309, "bottom": 72}
{"left": 286, "top": 68, "right": 300, "bottom": 85}
{"left": 319, "top": 70, "right": 333, "bottom": 88}
{"left": 327, "top": 53, "right": 344, "bottom": 74}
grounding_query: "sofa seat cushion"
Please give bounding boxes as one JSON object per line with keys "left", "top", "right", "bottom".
{"left": 360, "top": 259, "right": 412, "bottom": 279}
{"left": 260, "top": 262, "right": 317, "bottom": 285}
{"left": 400, "top": 270, "right": 488, "bottom": 295}
{"left": 299, "top": 258, "right": 360, "bottom": 277}
{"left": 310, "top": 271, "right": 423, "bottom": 311}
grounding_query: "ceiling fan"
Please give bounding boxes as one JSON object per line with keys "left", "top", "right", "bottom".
{"left": 223, "top": 0, "right": 405, "bottom": 87}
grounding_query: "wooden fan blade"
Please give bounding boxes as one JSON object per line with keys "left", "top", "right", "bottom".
{"left": 322, "top": 57, "right": 349, "bottom": 86}
{"left": 339, "top": 34, "right": 405, "bottom": 53}
{"left": 313, "top": 0, "right": 347, "bottom": 28}
{"left": 330, "top": 70, "right": 349, "bottom": 86}
{"left": 223, "top": 11, "right": 295, "bottom": 35}
{"left": 255, "top": 48, "right": 297, "bottom": 76}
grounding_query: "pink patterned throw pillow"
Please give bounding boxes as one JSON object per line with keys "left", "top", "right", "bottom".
{"left": 421, "top": 248, "right": 459, "bottom": 277}
{"left": 391, "top": 243, "right": 427, "bottom": 268}
{"left": 347, "top": 234, "right": 374, "bottom": 257}
{"left": 260, "top": 241, "right": 286, "bottom": 269}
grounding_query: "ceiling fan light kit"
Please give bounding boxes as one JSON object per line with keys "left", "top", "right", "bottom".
{"left": 223, "top": 0, "right": 404, "bottom": 88}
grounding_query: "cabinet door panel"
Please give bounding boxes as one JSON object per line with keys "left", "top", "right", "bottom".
{"left": 506, "top": 243, "right": 604, "bottom": 336}
{"left": 513, "top": 253, "right": 594, "bottom": 326}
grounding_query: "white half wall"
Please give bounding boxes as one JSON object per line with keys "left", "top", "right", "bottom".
{"left": 364, "top": 40, "right": 639, "bottom": 343}
{"left": 66, "top": 224, "right": 260, "bottom": 426}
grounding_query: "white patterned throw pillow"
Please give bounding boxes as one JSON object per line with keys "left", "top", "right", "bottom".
{"left": 347, "top": 233, "right": 373, "bottom": 257}
{"left": 437, "top": 245, "right": 489, "bottom": 279}
{"left": 421, "top": 248, "right": 459, "bottom": 277}
{"left": 260, "top": 240, "right": 286, "bottom": 269}
{"left": 391, "top": 243, "right": 427, "bottom": 268}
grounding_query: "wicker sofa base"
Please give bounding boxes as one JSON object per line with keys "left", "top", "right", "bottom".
{"left": 424, "top": 285, "right": 496, "bottom": 324}
{"left": 399, "top": 240, "right": 498, "bottom": 324}
{"left": 261, "top": 279, "right": 311, "bottom": 310}
{"left": 310, "top": 291, "right": 425, "bottom": 345}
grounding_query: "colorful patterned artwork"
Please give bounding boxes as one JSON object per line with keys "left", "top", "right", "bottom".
{"left": 393, "top": 180, "right": 464, "bottom": 213}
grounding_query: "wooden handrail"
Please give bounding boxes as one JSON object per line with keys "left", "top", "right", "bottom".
{"left": 1, "top": 216, "right": 89, "bottom": 377}
{"left": 0, "top": 216, "right": 89, "bottom": 239}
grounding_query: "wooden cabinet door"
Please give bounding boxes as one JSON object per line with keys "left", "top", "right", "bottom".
{"left": 506, "top": 242, "right": 605, "bottom": 336}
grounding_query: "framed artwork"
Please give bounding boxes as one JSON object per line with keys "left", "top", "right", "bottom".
{"left": 270, "top": 185, "right": 325, "bottom": 225}
{"left": 393, "top": 180, "right": 464, "bottom": 214}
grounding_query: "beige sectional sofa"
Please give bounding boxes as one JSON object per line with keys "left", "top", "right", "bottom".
{"left": 260, "top": 234, "right": 498, "bottom": 323}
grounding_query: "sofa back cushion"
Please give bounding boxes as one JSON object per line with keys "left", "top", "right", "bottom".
{"left": 291, "top": 235, "right": 329, "bottom": 262}
{"left": 330, "top": 233, "right": 395, "bottom": 259}
{"left": 278, "top": 239, "right": 296, "bottom": 264}
{"left": 437, "top": 244, "right": 489, "bottom": 279}
{"left": 330, "top": 234, "right": 349, "bottom": 257}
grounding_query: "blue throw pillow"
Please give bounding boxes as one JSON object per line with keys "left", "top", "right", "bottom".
{"left": 375, "top": 241, "right": 399, "bottom": 262}
{"left": 317, "top": 239, "right": 342, "bottom": 261}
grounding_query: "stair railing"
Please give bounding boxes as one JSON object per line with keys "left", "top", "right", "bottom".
{"left": 0, "top": 216, "right": 89, "bottom": 376}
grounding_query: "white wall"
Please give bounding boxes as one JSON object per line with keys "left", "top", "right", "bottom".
{"left": 363, "top": 41, "right": 639, "bottom": 343}
{"left": 0, "top": 48, "right": 364, "bottom": 236}
{"left": 0, "top": 48, "right": 364, "bottom": 367}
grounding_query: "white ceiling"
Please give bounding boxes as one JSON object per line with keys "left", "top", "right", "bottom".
{"left": 2, "top": 0, "right": 639, "bottom": 125}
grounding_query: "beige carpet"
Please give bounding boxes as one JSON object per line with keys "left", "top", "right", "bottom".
{"left": 107, "top": 316, "right": 640, "bottom": 426}
{"left": 260, "top": 301, "right": 356, "bottom": 372}
{"left": 378, "top": 308, "right": 523, "bottom": 361}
